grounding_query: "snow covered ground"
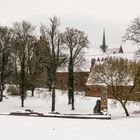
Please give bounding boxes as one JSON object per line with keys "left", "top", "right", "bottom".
{"left": 0, "top": 88, "right": 140, "bottom": 140}
{"left": 0, "top": 115, "right": 140, "bottom": 140}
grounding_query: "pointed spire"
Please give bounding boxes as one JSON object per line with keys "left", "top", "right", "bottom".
{"left": 119, "top": 45, "right": 123, "bottom": 53}
{"left": 100, "top": 28, "right": 108, "bottom": 53}
{"left": 102, "top": 28, "right": 106, "bottom": 46}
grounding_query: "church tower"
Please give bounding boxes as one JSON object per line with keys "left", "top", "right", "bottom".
{"left": 100, "top": 29, "right": 108, "bottom": 53}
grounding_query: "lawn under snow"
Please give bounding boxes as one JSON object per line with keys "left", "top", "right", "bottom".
{"left": 0, "top": 87, "right": 140, "bottom": 140}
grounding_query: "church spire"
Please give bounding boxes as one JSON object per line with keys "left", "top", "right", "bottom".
{"left": 100, "top": 28, "right": 108, "bottom": 53}
{"left": 103, "top": 28, "right": 106, "bottom": 46}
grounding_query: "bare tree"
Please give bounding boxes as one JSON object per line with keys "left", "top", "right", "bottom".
{"left": 61, "top": 28, "right": 89, "bottom": 110}
{"left": 123, "top": 16, "right": 140, "bottom": 49}
{"left": 88, "top": 57, "right": 139, "bottom": 116}
{"left": 12, "top": 21, "right": 36, "bottom": 107}
{"left": 40, "top": 17, "right": 67, "bottom": 112}
{"left": 123, "top": 16, "right": 140, "bottom": 102}
{"left": 0, "top": 26, "right": 13, "bottom": 101}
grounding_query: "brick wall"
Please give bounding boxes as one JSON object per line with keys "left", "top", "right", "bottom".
{"left": 85, "top": 84, "right": 140, "bottom": 101}
{"left": 56, "top": 72, "right": 89, "bottom": 91}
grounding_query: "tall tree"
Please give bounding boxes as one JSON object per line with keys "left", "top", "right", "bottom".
{"left": 0, "top": 26, "right": 13, "bottom": 101}
{"left": 12, "top": 21, "right": 36, "bottom": 107}
{"left": 88, "top": 57, "right": 139, "bottom": 116}
{"left": 61, "top": 28, "right": 89, "bottom": 110}
{"left": 132, "top": 61, "right": 140, "bottom": 100}
{"left": 40, "top": 17, "right": 67, "bottom": 112}
{"left": 123, "top": 16, "right": 140, "bottom": 101}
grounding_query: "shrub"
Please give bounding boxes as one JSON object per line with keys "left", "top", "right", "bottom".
{"left": 7, "top": 85, "right": 20, "bottom": 96}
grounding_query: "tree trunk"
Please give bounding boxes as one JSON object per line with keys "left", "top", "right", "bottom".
{"left": 31, "top": 87, "right": 35, "bottom": 97}
{"left": 51, "top": 85, "right": 55, "bottom": 112}
{"left": 0, "top": 89, "right": 3, "bottom": 102}
{"left": 14, "top": 57, "right": 19, "bottom": 86}
{"left": 120, "top": 101, "right": 130, "bottom": 116}
{"left": 47, "top": 70, "right": 52, "bottom": 91}
{"left": 71, "top": 89, "right": 75, "bottom": 110}
{"left": 122, "top": 104, "right": 129, "bottom": 116}
{"left": 20, "top": 59, "right": 26, "bottom": 107}
{"left": 68, "top": 91, "right": 72, "bottom": 104}
{"left": 21, "top": 95, "right": 24, "bottom": 107}
{"left": 68, "top": 53, "right": 75, "bottom": 110}
{"left": 48, "top": 82, "right": 52, "bottom": 91}
{"left": 20, "top": 85, "right": 25, "bottom": 107}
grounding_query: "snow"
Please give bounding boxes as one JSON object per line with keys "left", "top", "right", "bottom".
{"left": 85, "top": 42, "right": 139, "bottom": 71}
{"left": 0, "top": 89, "right": 98, "bottom": 114}
{"left": 0, "top": 88, "right": 140, "bottom": 140}
{"left": 0, "top": 115, "right": 139, "bottom": 140}
{"left": 89, "top": 51, "right": 135, "bottom": 62}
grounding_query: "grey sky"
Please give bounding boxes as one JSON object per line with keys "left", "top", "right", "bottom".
{"left": 0, "top": 0, "right": 140, "bottom": 51}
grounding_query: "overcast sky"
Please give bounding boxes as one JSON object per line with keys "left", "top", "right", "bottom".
{"left": 1, "top": 0, "right": 140, "bottom": 52}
